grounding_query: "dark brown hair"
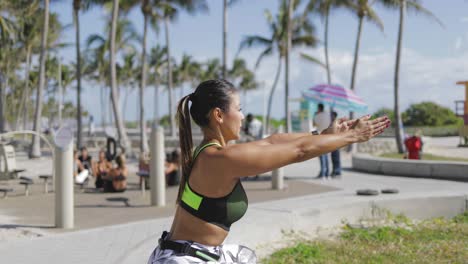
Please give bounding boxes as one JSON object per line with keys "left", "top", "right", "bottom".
{"left": 175, "top": 79, "right": 237, "bottom": 203}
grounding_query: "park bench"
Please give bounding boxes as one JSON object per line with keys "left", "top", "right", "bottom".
{"left": 19, "top": 176, "right": 33, "bottom": 196}
{"left": 0, "top": 144, "right": 26, "bottom": 180}
{"left": 39, "top": 175, "right": 53, "bottom": 193}
{"left": 136, "top": 170, "right": 150, "bottom": 195}
{"left": 0, "top": 187, "right": 13, "bottom": 199}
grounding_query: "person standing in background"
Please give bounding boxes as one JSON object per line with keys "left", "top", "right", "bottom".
{"left": 330, "top": 111, "right": 342, "bottom": 177}
{"left": 313, "top": 103, "right": 331, "bottom": 178}
{"left": 88, "top": 115, "right": 95, "bottom": 137}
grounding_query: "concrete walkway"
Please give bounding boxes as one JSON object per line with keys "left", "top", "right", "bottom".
{"left": 0, "top": 150, "right": 467, "bottom": 264}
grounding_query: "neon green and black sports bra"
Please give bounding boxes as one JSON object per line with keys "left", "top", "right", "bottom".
{"left": 179, "top": 142, "right": 248, "bottom": 231}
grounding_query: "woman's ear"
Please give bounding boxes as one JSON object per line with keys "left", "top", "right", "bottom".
{"left": 212, "top": 107, "right": 224, "bottom": 124}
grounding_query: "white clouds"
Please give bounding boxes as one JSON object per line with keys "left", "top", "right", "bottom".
{"left": 460, "top": 17, "right": 468, "bottom": 23}
{"left": 235, "top": 46, "right": 468, "bottom": 118}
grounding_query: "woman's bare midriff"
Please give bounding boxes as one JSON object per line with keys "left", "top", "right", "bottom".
{"left": 169, "top": 205, "right": 229, "bottom": 246}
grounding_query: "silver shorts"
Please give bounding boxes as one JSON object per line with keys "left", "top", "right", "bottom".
{"left": 147, "top": 240, "right": 257, "bottom": 264}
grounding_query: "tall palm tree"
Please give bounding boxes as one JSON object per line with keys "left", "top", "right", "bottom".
{"left": 138, "top": 0, "right": 162, "bottom": 152}
{"left": 304, "top": 0, "right": 351, "bottom": 84}
{"left": 72, "top": 0, "right": 99, "bottom": 148}
{"left": 156, "top": 0, "right": 208, "bottom": 138}
{"left": 380, "top": 0, "right": 442, "bottom": 153}
{"left": 16, "top": 3, "right": 42, "bottom": 131}
{"left": 345, "top": 0, "right": 384, "bottom": 153}
{"left": 284, "top": 0, "right": 294, "bottom": 132}
{"left": 239, "top": 0, "right": 319, "bottom": 133}
{"left": 0, "top": 1, "right": 18, "bottom": 132}
{"left": 109, "top": 0, "right": 132, "bottom": 153}
{"left": 87, "top": 14, "right": 138, "bottom": 152}
{"left": 349, "top": 0, "right": 383, "bottom": 97}
{"left": 73, "top": 0, "right": 84, "bottom": 148}
{"left": 222, "top": 0, "right": 240, "bottom": 78}
{"left": 30, "top": 0, "right": 50, "bottom": 158}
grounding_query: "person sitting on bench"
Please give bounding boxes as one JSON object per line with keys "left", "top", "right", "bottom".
{"left": 103, "top": 155, "right": 128, "bottom": 193}
{"left": 95, "top": 150, "right": 112, "bottom": 188}
{"left": 79, "top": 147, "right": 95, "bottom": 176}
{"left": 74, "top": 150, "right": 89, "bottom": 184}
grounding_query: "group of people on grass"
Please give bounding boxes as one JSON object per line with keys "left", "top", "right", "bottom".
{"left": 73, "top": 147, "right": 127, "bottom": 192}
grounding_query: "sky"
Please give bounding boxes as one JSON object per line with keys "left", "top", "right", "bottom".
{"left": 49, "top": 0, "right": 468, "bottom": 124}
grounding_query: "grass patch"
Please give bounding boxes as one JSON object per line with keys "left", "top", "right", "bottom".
{"left": 263, "top": 212, "right": 468, "bottom": 264}
{"left": 379, "top": 152, "right": 468, "bottom": 162}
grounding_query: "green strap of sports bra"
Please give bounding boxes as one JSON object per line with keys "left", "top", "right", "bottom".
{"left": 192, "top": 142, "right": 222, "bottom": 160}
{"left": 181, "top": 142, "right": 222, "bottom": 210}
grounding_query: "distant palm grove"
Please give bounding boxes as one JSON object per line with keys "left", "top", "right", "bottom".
{"left": 0, "top": 0, "right": 441, "bottom": 157}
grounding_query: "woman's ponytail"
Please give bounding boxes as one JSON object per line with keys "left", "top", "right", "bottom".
{"left": 175, "top": 94, "right": 193, "bottom": 203}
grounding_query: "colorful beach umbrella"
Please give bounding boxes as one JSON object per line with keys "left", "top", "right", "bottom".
{"left": 302, "top": 84, "right": 368, "bottom": 112}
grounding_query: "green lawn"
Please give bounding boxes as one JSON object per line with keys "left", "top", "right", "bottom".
{"left": 379, "top": 153, "right": 468, "bottom": 162}
{"left": 262, "top": 212, "right": 468, "bottom": 264}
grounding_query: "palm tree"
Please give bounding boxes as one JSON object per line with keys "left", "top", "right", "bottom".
{"left": 304, "top": 0, "right": 351, "bottom": 84}
{"left": 109, "top": 0, "right": 132, "bottom": 153}
{"left": 222, "top": 0, "right": 240, "bottom": 78}
{"left": 15, "top": 3, "right": 42, "bottom": 131}
{"left": 30, "top": 0, "right": 50, "bottom": 158}
{"left": 156, "top": 0, "right": 208, "bottom": 138}
{"left": 228, "top": 58, "right": 259, "bottom": 110}
{"left": 284, "top": 0, "right": 294, "bottom": 132}
{"left": 379, "top": 0, "right": 442, "bottom": 153}
{"left": 72, "top": 0, "right": 100, "bottom": 148}
{"left": 87, "top": 13, "right": 138, "bottom": 153}
{"left": 239, "top": 0, "right": 319, "bottom": 133}
{"left": 0, "top": 1, "right": 18, "bottom": 132}
{"left": 148, "top": 44, "right": 168, "bottom": 124}
{"left": 176, "top": 54, "right": 200, "bottom": 97}
{"left": 349, "top": 0, "right": 384, "bottom": 97}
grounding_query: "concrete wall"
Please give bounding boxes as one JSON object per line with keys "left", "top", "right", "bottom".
{"left": 352, "top": 153, "right": 468, "bottom": 181}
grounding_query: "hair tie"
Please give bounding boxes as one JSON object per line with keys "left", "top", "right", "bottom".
{"left": 188, "top": 93, "right": 195, "bottom": 101}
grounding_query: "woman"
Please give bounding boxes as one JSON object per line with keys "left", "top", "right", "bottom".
{"left": 165, "top": 150, "right": 181, "bottom": 187}
{"left": 147, "top": 79, "right": 390, "bottom": 263}
{"left": 95, "top": 150, "right": 112, "bottom": 188}
{"left": 104, "top": 155, "right": 128, "bottom": 193}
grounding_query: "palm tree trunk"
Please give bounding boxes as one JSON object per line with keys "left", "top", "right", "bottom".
{"left": 324, "top": 8, "right": 332, "bottom": 85}
{"left": 266, "top": 56, "right": 283, "bottom": 134}
{"left": 346, "top": 15, "right": 363, "bottom": 152}
{"left": 284, "top": 0, "right": 294, "bottom": 133}
{"left": 394, "top": 0, "right": 406, "bottom": 153}
{"left": 30, "top": 0, "right": 50, "bottom": 158}
{"left": 109, "top": 0, "right": 131, "bottom": 153}
{"left": 140, "top": 11, "right": 149, "bottom": 153}
{"left": 222, "top": 0, "right": 227, "bottom": 79}
{"left": 350, "top": 15, "right": 363, "bottom": 94}
{"left": 19, "top": 48, "right": 32, "bottom": 131}
{"left": 165, "top": 17, "right": 176, "bottom": 138}
{"left": 74, "top": 5, "right": 83, "bottom": 149}
{"left": 154, "top": 82, "right": 160, "bottom": 126}
{"left": 0, "top": 73, "right": 4, "bottom": 133}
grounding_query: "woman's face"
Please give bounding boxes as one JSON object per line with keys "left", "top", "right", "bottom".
{"left": 221, "top": 93, "right": 244, "bottom": 141}
{"left": 99, "top": 151, "right": 105, "bottom": 161}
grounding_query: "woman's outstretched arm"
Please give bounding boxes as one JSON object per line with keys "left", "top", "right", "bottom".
{"left": 202, "top": 115, "right": 390, "bottom": 178}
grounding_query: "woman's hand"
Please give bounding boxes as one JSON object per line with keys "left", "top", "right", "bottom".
{"left": 322, "top": 117, "right": 358, "bottom": 135}
{"left": 349, "top": 115, "right": 390, "bottom": 143}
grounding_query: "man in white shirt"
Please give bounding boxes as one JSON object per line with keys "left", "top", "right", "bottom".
{"left": 245, "top": 113, "right": 263, "bottom": 141}
{"left": 313, "top": 103, "right": 331, "bottom": 178}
